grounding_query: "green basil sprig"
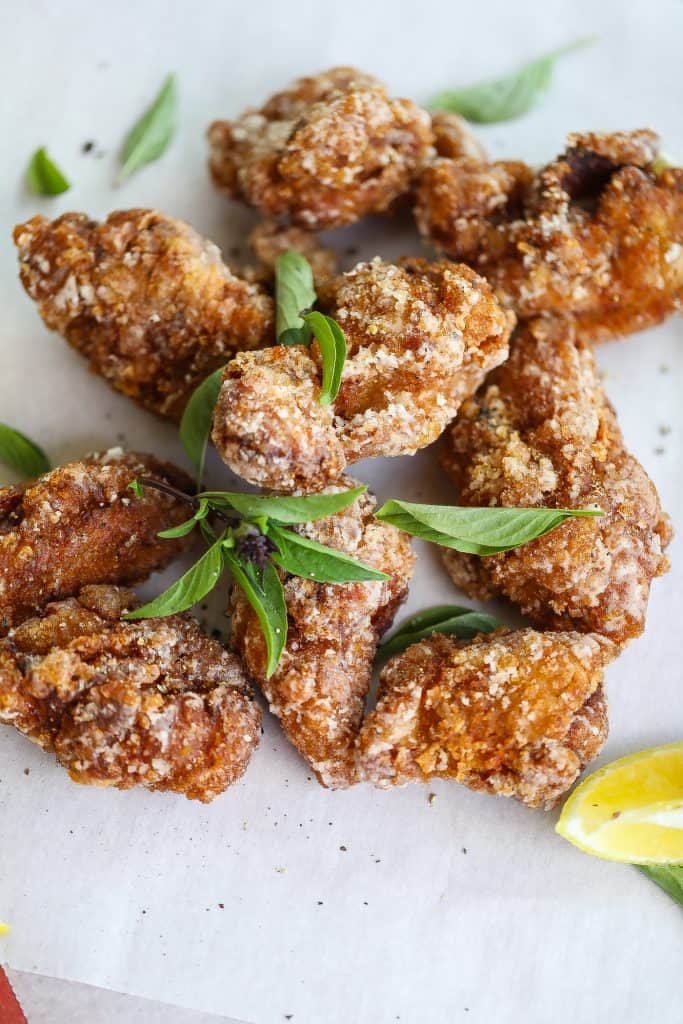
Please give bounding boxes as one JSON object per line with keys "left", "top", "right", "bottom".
{"left": 119, "top": 73, "right": 178, "bottom": 182}
{"left": 0, "top": 424, "right": 51, "bottom": 477}
{"left": 25, "top": 147, "right": 70, "bottom": 196}
{"left": 124, "top": 479, "right": 378, "bottom": 677}
{"left": 275, "top": 251, "right": 316, "bottom": 345}
{"left": 302, "top": 311, "right": 346, "bottom": 405}
{"left": 638, "top": 864, "right": 683, "bottom": 907}
{"left": 428, "top": 36, "right": 595, "bottom": 124}
{"left": 374, "top": 499, "right": 603, "bottom": 555}
{"left": 179, "top": 367, "right": 225, "bottom": 486}
{"left": 378, "top": 604, "right": 504, "bottom": 660}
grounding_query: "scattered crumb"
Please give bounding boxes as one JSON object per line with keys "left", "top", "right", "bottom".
{"left": 275, "top": 866, "right": 286, "bottom": 874}
{"left": 339, "top": 845, "right": 347, "bottom": 852}
{"left": 23, "top": 768, "right": 30, "bottom": 776}
{"left": 428, "top": 792, "right": 437, "bottom": 805}
{"left": 659, "top": 424, "right": 672, "bottom": 435}
{"left": 462, "top": 847, "right": 468, "bottom": 855}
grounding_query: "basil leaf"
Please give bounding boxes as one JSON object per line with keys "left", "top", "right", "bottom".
{"left": 25, "top": 147, "right": 70, "bottom": 196}
{"left": 180, "top": 367, "right": 224, "bottom": 485}
{"left": 157, "top": 516, "right": 199, "bottom": 539}
{"left": 124, "top": 537, "right": 224, "bottom": 619}
{"left": 301, "top": 311, "right": 346, "bottom": 405}
{"left": 275, "top": 251, "right": 316, "bottom": 344}
{"left": 378, "top": 604, "right": 504, "bottom": 660}
{"left": 0, "top": 424, "right": 50, "bottom": 477}
{"left": 224, "top": 552, "right": 288, "bottom": 677}
{"left": 428, "top": 36, "right": 595, "bottom": 124}
{"left": 269, "top": 524, "right": 389, "bottom": 583}
{"left": 119, "top": 73, "right": 178, "bottom": 182}
{"left": 199, "top": 485, "right": 366, "bottom": 525}
{"left": 128, "top": 479, "right": 145, "bottom": 499}
{"left": 638, "top": 864, "right": 683, "bottom": 907}
{"left": 374, "top": 500, "right": 602, "bottom": 555}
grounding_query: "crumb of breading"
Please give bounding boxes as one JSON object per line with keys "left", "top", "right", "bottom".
{"left": 415, "top": 129, "right": 683, "bottom": 340}
{"left": 212, "top": 256, "right": 513, "bottom": 491}
{"left": 431, "top": 112, "right": 487, "bottom": 161}
{"left": 229, "top": 480, "right": 415, "bottom": 787}
{"left": 357, "top": 628, "right": 616, "bottom": 809}
{"left": 0, "top": 585, "right": 260, "bottom": 801}
{"left": 0, "top": 450, "right": 192, "bottom": 634}
{"left": 13, "top": 209, "right": 274, "bottom": 421}
{"left": 441, "top": 318, "right": 672, "bottom": 645}
{"left": 248, "top": 220, "right": 338, "bottom": 288}
{"left": 208, "top": 67, "right": 434, "bottom": 229}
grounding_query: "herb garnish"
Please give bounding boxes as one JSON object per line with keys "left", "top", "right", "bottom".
{"left": 638, "top": 864, "right": 683, "bottom": 907}
{"left": 179, "top": 367, "right": 225, "bottom": 486}
{"left": 125, "top": 479, "right": 386, "bottom": 677}
{"left": 274, "top": 251, "right": 347, "bottom": 404}
{"left": 374, "top": 500, "right": 603, "bottom": 554}
{"left": 428, "top": 36, "right": 595, "bottom": 123}
{"left": 378, "top": 604, "right": 504, "bottom": 660}
{"left": 119, "top": 73, "right": 178, "bottom": 182}
{"left": 0, "top": 424, "right": 51, "bottom": 477}
{"left": 25, "top": 147, "right": 70, "bottom": 196}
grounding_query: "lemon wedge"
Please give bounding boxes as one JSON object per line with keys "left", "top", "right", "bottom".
{"left": 0, "top": 923, "right": 9, "bottom": 935}
{"left": 556, "top": 742, "right": 683, "bottom": 864}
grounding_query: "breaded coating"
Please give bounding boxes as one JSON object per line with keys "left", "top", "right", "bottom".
{"left": 415, "top": 129, "right": 683, "bottom": 340}
{"left": 0, "top": 449, "right": 192, "bottom": 634}
{"left": 431, "top": 112, "right": 487, "bottom": 161}
{"left": 208, "top": 67, "right": 434, "bottom": 229}
{"left": 212, "top": 257, "right": 513, "bottom": 491}
{"left": 357, "top": 629, "right": 615, "bottom": 809}
{"left": 229, "top": 482, "right": 415, "bottom": 787}
{"left": 14, "top": 209, "right": 274, "bottom": 421}
{"left": 248, "top": 220, "right": 338, "bottom": 288}
{"left": 0, "top": 586, "right": 260, "bottom": 801}
{"left": 441, "top": 319, "right": 672, "bottom": 644}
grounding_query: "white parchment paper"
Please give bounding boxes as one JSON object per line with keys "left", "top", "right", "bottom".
{"left": 0, "top": 1, "right": 681, "bottom": 1021}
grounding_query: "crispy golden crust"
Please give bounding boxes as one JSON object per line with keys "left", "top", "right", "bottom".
{"left": 0, "top": 586, "right": 260, "bottom": 801}
{"left": 431, "top": 112, "right": 487, "bottom": 162}
{"left": 208, "top": 67, "right": 434, "bottom": 229}
{"left": 357, "top": 629, "right": 615, "bottom": 808}
{"left": 229, "top": 481, "right": 415, "bottom": 787}
{"left": 441, "top": 319, "right": 672, "bottom": 644}
{"left": 212, "top": 256, "right": 513, "bottom": 491}
{"left": 248, "top": 220, "right": 338, "bottom": 288}
{"left": 415, "top": 129, "right": 683, "bottom": 340}
{"left": 0, "top": 450, "right": 192, "bottom": 634}
{"left": 14, "top": 209, "right": 274, "bottom": 421}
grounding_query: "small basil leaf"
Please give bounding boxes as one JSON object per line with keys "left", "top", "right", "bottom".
{"left": 275, "top": 251, "right": 316, "bottom": 343}
{"left": 224, "top": 552, "right": 288, "bottom": 677}
{"left": 301, "top": 311, "right": 346, "bottom": 405}
{"left": 199, "top": 485, "right": 366, "bottom": 525}
{"left": 0, "top": 424, "right": 50, "bottom": 477}
{"left": 157, "top": 516, "right": 199, "bottom": 539}
{"left": 124, "top": 538, "right": 224, "bottom": 619}
{"left": 638, "top": 864, "right": 683, "bottom": 907}
{"left": 25, "top": 147, "right": 70, "bottom": 196}
{"left": 428, "top": 36, "right": 595, "bottom": 124}
{"left": 374, "top": 500, "right": 602, "bottom": 555}
{"left": 199, "top": 518, "right": 218, "bottom": 545}
{"left": 180, "top": 366, "right": 224, "bottom": 486}
{"left": 128, "top": 479, "right": 145, "bottom": 499}
{"left": 119, "top": 73, "right": 178, "bottom": 182}
{"left": 269, "top": 524, "right": 389, "bottom": 583}
{"left": 378, "top": 604, "right": 504, "bottom": 660}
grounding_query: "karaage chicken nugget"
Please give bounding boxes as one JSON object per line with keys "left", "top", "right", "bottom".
{"left": 0, "top": 585, "right": 260, "bottom": 801}
{"left": 415, "top": 129, "right": 683, "bottom": 340}
{"left": 431, "top": 111, "right": 487, "bottom": 162}
{"left": 441, "top": 319, "right": 672, "bottom": 645}
{"left": 14, "top": 209, "right": 274, "bottom": 421}
{"left": 208, "top": 67, "right": 434, "bottom": 229}
{"left": 357, "top": 628, "right": 615, "bottom": 809}
{"left": 212, "top": 256, "right": 513, "bottom": 491}
{"left": 229, "top": 482, "right": 414, "bottom": 787}
{"left": 0, "top": 449, "right": 192, "bottom": 633}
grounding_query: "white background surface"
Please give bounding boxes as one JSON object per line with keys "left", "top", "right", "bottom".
{"left": 0, "top": 1, "right": 682, "bottom": 1022}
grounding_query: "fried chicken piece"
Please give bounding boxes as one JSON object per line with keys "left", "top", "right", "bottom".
{"left": 415, "top": 129, "right": 683, "bottom": 340}
{"left": 212, "top": 256, "right": 513, "bottom": 491}
{"left": 441, "top": 319, "right": 672, "bottom": 644}
{"left": 229, "top": 481, "right": 414, "bottom": 787}
{"left": 357, "top": 628, "right": 615, "bottom": 809}
{"left": 14, "top": 209, "right": 274, "bottom": 421}
{"left": 431, "top": 111, "right": 487, "bottom": 161}
{"left": 248, "top": 220, "right": 338, "bottom": 288}
{"left": 208, "top": 67, "right": 434, "bottom": 230}
{"left": 0, "top": 449, "right": 192, "bottom": 634}
{"left": 0, "top": 586, "right": 260, "bottom": 801}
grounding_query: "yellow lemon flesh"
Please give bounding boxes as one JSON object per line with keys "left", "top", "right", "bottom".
{"left": 556, "top": 742, "right": 683, "bottom": 864}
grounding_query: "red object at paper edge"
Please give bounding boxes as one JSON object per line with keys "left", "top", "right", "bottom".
{"left": 0, "top": 966, "right": 27, "bottom": 1023}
